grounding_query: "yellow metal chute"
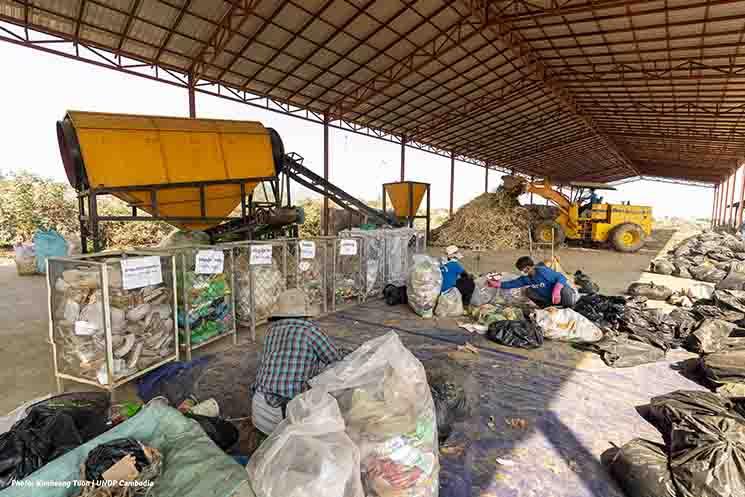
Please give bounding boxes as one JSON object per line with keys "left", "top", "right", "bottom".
{"left": 59, "top": 111, "right": 280, "bottom": 230}
{"left": 384, "top": 182, "right": 428, "bottom": 218}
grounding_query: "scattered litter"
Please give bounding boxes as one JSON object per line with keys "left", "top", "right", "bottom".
{"left": 457, "top": 343, "right": 480, "bottom": 355}
{"left": 496, "top": 458, "right": 516, "bottom": 467}
{"left": 627, "top": 282, "right": 673, "bottom": 301}
{"left": 458, "top": 322, "right": 487, "bottom": 334}
{"left": 505, "top": 418, "right": 528, "bottom": 430}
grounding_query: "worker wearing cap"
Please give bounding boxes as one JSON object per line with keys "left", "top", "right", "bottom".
{"left": 492, "top": 256, "right": 578, "bottom": 308}
{"left": 252, "top": 288, "right": 343, "bottom": 435}
{"left": 441, "top": 245, "right": 466, "bottom": 292}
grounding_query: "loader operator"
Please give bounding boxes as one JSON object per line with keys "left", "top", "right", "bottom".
{"left": 491, "top": 256, "right": 578, "bottom": 308}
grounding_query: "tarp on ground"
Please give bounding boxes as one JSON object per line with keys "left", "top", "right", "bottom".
{"left": 0, "top": 402, "right": 253, "bottom": 497}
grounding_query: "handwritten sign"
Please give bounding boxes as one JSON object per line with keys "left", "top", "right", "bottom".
{"left": 121, "top": 256, "right": 163, "bottom": 290}
{"left": 250, "top": 244, "right": 273, "bottom": 265}
{"left": 195, "top": 250, "right": 224, "bottom": 274}
{"left": 300, "top": 241, "right": 316, "bottom": 259}
{"left": 339, "top": 239, "right": 358, "bottom": 256}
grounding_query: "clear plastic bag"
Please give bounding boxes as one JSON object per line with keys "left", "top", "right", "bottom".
{"left": 407, "top": 256, "right": 442, "bottom": 319}
{"left": 13, "top": 243, "right": 36, "bottom": 275}
{"left": 435, "top": 288, "right": 464, "bottom": 317}
{"left": 246, "top": 389, "right": 364, "bottom": 497}
{"left": 310, "top": 332, "right": 439, "bottom": 497}
{"left": 533, "top": 307, "right": 603, "bottom": 343}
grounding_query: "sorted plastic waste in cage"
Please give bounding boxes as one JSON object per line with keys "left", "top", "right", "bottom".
{"left": 382, "top": 228, "right": 426, "bottom": 286}
{"left": 47, "top": 252, "right": 178, "bottom": 390}
{"left": 231, "top": 241, "right": 288, "bottom": 336}
{"left": 287, "top": 238, "right": 330, "bottom": 315}
{"left": 407, "top": 255, "right": 443, "bottom": 318}
{"left": 340, "top": 229, "right": 386, "bottom": 298}
{"left": 246, "top": 389, "right": 364, "bottom": 497}
{"left": 310, "top": 332, "right": 439, "bottom": 497}
{"left": 333, "top": 237, "right": 364, "bottom": 309}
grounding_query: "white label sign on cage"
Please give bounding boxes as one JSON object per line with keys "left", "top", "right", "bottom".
{"left": 195, "top": 250, "right": 224, "bottom": 274}
{"left": 300, "top": 241, "right": 316, "bottom": 259}
{"left": 250, "top": 244, "right": 273, "bottom": 265}
{"left": 340, "top": 239, "right": 358, "bottom": 256}
{"left": 121, "top": 256, "right": 163, "bottom": 290}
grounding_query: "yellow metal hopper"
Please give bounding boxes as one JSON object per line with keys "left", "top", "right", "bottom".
{"left": 57, "top": 111, "right": 283, "bottom": 231}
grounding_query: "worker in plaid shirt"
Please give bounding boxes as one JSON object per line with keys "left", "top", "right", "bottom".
{"left": 252, "top": 288, "right": 343, "bottom": 435}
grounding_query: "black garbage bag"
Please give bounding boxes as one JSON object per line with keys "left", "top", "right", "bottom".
{"left": 574, "top": 294, "right": 626, "bottom": 328}
{"left": 684, "top": 318, "right": 738, "bottom": 354}
{"left": 84, "top": 438, "right": 150, "bottom": 481}
{"left": 689, "top": 263, "right": 727, "bottom": 283}
{"left": 579, "top": 333, "right": 665, "bottom": 367}
{"left": 691, "top": 303, "right": 745, "bottom": 322}
{"left": 668, "top": 308, "right": 698, "bottom": 340}
{"left": 425, "top": 364, "right": 470, "bottom": 443}
{"left": 651, "top": 259, "right": 675, "bottom": 275}
{"left": 0, "top": 393, "right": 110, "bottom": 489}
{"left": 183, "top": 413, "right": 239, "bottom": 451}
{"left": 672, "top": 259, "right": 692, "bottom": 279}
{"left": 627, "top": 282, "right": 673, "bottom": 301}
{"left": 619, "top": 308, "right": 676, "bottom": 352}
{"left": 486, "top": 320, "right": 543, "bottom": 349}
{"left": 383, "top": 284, "right": 408, "bottom": 305}
{"left": 701, "top": 349, "right": 745, "bottom": 384}
{"left": 717, "top": 270, "right": 745, "bottom": 291}
{"left": 645, "top": 390, "right": 745, "bottom": 497}
{"left": 573, "top": 270, "right": 599, "bottom": 294}
{"left": 713, "top": 289, "right": 745, "bottom": 313}
{"left": 707, "top": 249, "right": 735, "bottom": 262}
{"left": 606, "top": 438, "right": 676, "bottom": 497}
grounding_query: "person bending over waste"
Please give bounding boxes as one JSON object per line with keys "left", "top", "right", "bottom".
{"left": 441, "top": 245, "right": 475, "bottom": 305}
{"left": 492, "top": 256, "right": 578, "bottom": 308}
{"left": 252, "top": 288, "right": 343, "bottom": 436}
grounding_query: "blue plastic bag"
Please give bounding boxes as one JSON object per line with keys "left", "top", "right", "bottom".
{"left": 32, "top": 229, "right": 67, "bottom": 274}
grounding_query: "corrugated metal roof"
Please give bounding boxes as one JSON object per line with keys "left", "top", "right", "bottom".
{"left": 1, "top": 0, "right": 742, "bottom": 183}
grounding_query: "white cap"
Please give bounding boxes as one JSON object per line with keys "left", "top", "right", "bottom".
{"left": 445, "top": 245, "right": 463, "bottom": 259}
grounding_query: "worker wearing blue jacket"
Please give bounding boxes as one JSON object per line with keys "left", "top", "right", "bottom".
{"left": 493, "top": 256, "right": 578, "bottom": 308}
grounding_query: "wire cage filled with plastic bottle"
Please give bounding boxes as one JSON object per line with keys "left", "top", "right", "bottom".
{"left": 383, "top": 228, "right": 426, "bottom": 286}
{"left": 144, "top": 245, "right": 237, "bottom": 360}
{"left": 332, "top": 236, "right": 365, "bottom": 310}
{"left": 286, "top": 237, "right": 332, "bottom": 316}
{"left": 229, "top": 240, "right": 289, "bottom": 339}
{"left": 339, "top": 229, "right": 386, "bottom": 299}
{"left": 46, "top": 251, "right": 178, "bottom": 397}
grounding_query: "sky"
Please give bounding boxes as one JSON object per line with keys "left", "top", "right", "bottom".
{"left": 0, "top": 41, "right": 715, "bottom": 220}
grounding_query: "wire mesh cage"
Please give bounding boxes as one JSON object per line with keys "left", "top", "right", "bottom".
{"left": 332, "top": 236, "right": 364, "bottom": 310}
{"left": 47, "top": 251, "right": 178, "bottom": 397}
{"left": 229, "top": 240, "right": 288, "bottom": 339}
{"left": 339, "top": 229, "right": 386, "bottom": 299}
{"left": 143, "top": 245, "right": 237, "bottom": 360}
{"left": 381, "top": 228, "right": 426, "bottom": 286}
{"left": 285, "top": 238, "right": 332, "bottom": 316}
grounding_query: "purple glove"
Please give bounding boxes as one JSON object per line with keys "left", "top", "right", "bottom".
{"left": 551, "top": 283, "right": 563, "bottom": 305}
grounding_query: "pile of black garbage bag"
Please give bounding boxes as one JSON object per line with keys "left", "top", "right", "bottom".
{"left": 650, "top": 230, "right": 745, "bottom": 285}
{"left": 606, "top": 390, "right": 745, "bottom": 497}
{"left": 0, "top": 393, "right": 111, "bottom": 489}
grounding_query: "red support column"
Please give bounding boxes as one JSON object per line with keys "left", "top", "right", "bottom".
{"left": 400, "top": 136, "right": 406, "bottom": 181}
{"left": 323, "top": 116, "right": 330, "bottom": 236}
{"left": 188, "top": 72, "right": 196, "bottom": 118}
{"left": 449, "top": 152, "right": 455, "bottom": 216}
{"left": 730, "top": 170, "right": 737, "bottom": 227}
{"left": 738, "top": 166, "right": 745, "bottom": 228}
{"left": 722, "top": 175, "right": 730, "bottom": 226}
{"left": 712, "top": 184, "right": 719, "bottom": 228}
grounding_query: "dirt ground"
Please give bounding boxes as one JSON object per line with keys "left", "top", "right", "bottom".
{"left": 0, "top": 228, "right": 692, "bottom": 414}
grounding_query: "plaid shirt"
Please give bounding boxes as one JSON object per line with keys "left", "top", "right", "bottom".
{"left": 254, "top": 318, "right": 342, "bottom": 407}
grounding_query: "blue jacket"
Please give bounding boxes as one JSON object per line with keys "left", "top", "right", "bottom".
{"left": 440, "top": 260, "right": 465, "bottom": 292}
{"left": 501, "top": 263, "right": 567, "bottom": 302}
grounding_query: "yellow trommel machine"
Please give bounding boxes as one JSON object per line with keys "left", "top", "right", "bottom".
{"left": 57, "top": 111, "right": 297, "bottom": 251}
{"left": 382, "top": 181, "right": 431, "bottom": 237}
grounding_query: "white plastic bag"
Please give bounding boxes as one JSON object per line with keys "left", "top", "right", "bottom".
{"left": 310, "top": 332, "right": 439, "bottom": 497}
{"left": 407, "top": 255, "right": 442, "bottom": 318}
{"left": 470, "top": 276, "right": 497, "bottom": 306}
{"left": 435, "top": 288, "right": 464, "bottom": 317}
{"left": 687, "top": 284, "right": 714, "bottom": 301}
{"left": 533, "top": 307, "right": 603, "bottom": 343}
{"left": 13, "top": 243, "right": 36, "bottom": 275}
{"left": 246, "top": 389, "right": 364, "bottom": 497}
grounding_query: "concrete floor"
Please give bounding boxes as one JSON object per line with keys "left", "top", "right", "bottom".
{"left": 0, "top": 228, "right": 690, "bottom": 414}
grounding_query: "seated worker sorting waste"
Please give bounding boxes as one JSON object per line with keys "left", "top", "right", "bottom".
{"left": 252, "top": 288, "right": 343, "bottom": 436}
{"left": 492, "top": 256, "right": 578, "bottom": 308}
{"left": 441, "top": 245, "right": 475, "bottom": 305}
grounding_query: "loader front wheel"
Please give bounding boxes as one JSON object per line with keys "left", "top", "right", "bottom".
{"left": 532, "top": 221, "right": 566, "bottom": 247}
{"left": 611, "top": 223, "right": 645, "bottom": 253}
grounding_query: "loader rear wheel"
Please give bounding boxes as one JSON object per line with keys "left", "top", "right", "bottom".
{"left": 532, "top": 221, "right": 565, "bottom": 247}
{"left": 611, "top": 223, "right": 645, "bottom": 253}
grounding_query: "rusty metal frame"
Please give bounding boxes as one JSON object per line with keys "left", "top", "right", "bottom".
{"left": 2, "top": 0, "right": 745, "bottom": 184}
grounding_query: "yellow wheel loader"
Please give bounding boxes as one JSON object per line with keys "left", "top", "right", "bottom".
{"left": 502, "top": 176, "right": 653, "bottom": 253}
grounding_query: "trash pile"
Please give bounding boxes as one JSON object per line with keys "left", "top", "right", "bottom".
{"left": 430, "top": 189, "right": 557, "bottom": 249}
{"left": 607, "top": 390, "right": 745, "bottom": 497}
{"left": 650, "top": 230, "right": 745, "bottom": 285}
{"left": 52, "top": 259, "right": 176, "bottom": 385}
{"left": 79, "top": 438, "right": 162, "bottom": 497}
{"left": 14, "top": 229, "right": 76, "bottom": 275}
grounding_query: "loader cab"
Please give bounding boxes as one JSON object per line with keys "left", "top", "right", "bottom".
{"left": 569, "top": 182, "right": 617, "bottom": 220}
